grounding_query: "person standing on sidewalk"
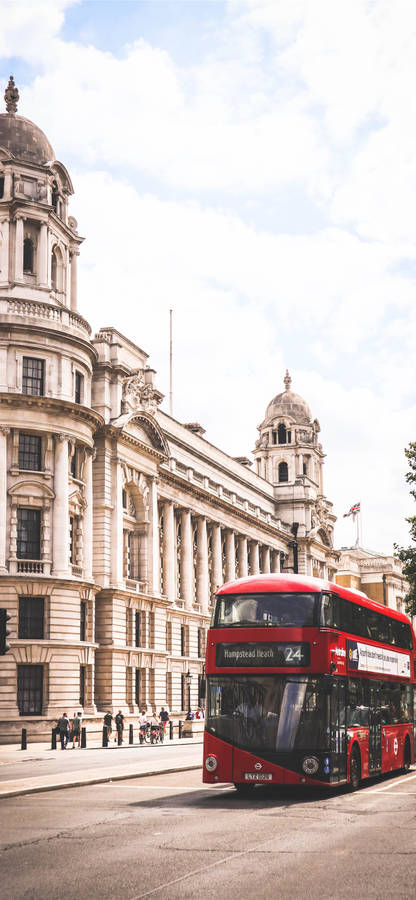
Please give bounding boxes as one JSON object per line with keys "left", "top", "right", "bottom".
{"left": 72, "top": 711, "right": 82, "bottom": 748}
{"left": 115, "top": 710, "right": 124, "bottom": 744}
{"left": 58, "top": 712, "right": 70, "bottom": 750}
{"left": 103, "top": 711, "right": 113, "bottom": 740}
{"left": 159, "top": 707, "right": 169, "bottom": 736}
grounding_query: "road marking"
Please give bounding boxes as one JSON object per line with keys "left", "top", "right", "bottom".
{"left": 363, "top": 772, "right": 416, "bottom": 795}
{"left": 103, "top": 784, "right": 228, "bottom": 791}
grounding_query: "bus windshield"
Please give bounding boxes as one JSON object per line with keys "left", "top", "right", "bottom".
{"left": 214, "top": 592, "right": 318, "bottom": 628}
{"left": 207, "top": 675, "right": 330, "bottom": 752}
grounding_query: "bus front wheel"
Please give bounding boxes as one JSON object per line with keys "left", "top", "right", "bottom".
{"left": 403, "top": 737, "right": 411, "bottom": 773}
{"left": 349, "top": 747, "right": 361, "bottom": 790}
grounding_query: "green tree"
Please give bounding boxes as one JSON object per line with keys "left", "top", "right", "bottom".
{"left": 395, "top": 441, "right": 416, "bottom": 616}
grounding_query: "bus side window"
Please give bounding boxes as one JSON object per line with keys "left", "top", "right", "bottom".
{"left": 321, "top": 594, "right": 340, "bottom": 629}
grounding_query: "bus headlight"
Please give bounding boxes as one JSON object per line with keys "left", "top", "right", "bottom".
{"left": 302, "top": 756, "right": 319, "bottom": 775}
{"left": 205, "top": 755, "right": 218, "bottom": 772}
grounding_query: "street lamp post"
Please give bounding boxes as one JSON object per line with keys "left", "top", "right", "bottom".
{"left": 186, "top": 669, "right": 192, "bottom": 716}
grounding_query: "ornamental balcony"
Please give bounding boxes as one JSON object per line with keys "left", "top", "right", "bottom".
{"left": 0, "top": 297, "right": 91, "bottom": 340}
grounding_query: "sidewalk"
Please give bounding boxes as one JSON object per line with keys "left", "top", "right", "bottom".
{"left": 0, "top": 736, "right": 203, "bottom": 800}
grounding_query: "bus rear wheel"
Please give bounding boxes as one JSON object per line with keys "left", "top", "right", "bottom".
{"left": 349, "top": 747, "right": 361, "bottom": 790}
{"left": 403, "top": 737, "right": 411, "bottom": 773}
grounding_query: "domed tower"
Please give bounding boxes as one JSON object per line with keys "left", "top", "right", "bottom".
{"left": 254, "top": 371, "right": 337, "bottom": 576}
{"left": 0, "top": 79, "right": 102, "bottom": 732}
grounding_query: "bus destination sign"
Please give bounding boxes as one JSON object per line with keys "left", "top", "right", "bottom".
{"left": 347, "top": 640, "right": 411, "bottom": 679}
{"left": 216, "top": 642, "right": 310, "bottom": 668}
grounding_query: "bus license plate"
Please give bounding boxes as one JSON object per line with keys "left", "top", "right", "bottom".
{"left": 244, "top": 773, "right": 272, "bottom": 781}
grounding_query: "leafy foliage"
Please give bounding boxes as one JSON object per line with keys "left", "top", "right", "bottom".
{"left": 394, "top": 442, "right": 416, "bottom": 616}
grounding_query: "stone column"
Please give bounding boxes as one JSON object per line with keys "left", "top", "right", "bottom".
{"left": 162, "top": 500, "right": 175, "bottom": 603}
{"left": 111, "top": 456, "right": 124, "bottom": 587}
{"left": 237, "top": 535, "right": 248, "bottom": 578}
{"left": 211, "top": 523, "right": 222, "bottom": 595}
{"left": 70, "top": 249, "right": 79, "bottom": 312}
{"left": 271, "top": 549, "right": 280, "bottom": 573}
{"left": 83, "top": 448, "right": 93, "bottom": 580}
{"left": 0, "top": 219, "right": 9, "bottom": 284}
{"left": 225, "top": 529, "right": 236, "bottom": 582}
{"left": 0, "top": 427, "right": 9, "bottom": 572}
{"left": 38, "top": 223, "right": 48, "bottom": 286}
{"left": 249, "top": 540, "right": 260, "bottom": 575}
{"left": 180, "top": 508, "right": 193, "bottom": 610}
{"left": 261, "top": 546, "right": 271, "bottom": 573}
{"left": 148, "top": 476, "right": 160, "bottom": 594}
{"left": 15, "top": 216, "right": 24, "bottom": 281}
{"left": 196, "top": 516, "right": 209, "bottom": 614}
{"left": 52, "top": 434, "right": 70, "bottom": 576}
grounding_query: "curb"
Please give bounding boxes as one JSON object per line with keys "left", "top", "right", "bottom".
{"left": 0, "top": 763, "right": 202, "bottom": 799}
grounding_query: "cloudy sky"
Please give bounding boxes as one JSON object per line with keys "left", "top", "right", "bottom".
{"left": 2, "top": 0, "right": 416, "bottom": 554}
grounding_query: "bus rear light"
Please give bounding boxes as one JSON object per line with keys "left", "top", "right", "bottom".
{"left": 205, "top": 755, "right": 218, "bottom": 773}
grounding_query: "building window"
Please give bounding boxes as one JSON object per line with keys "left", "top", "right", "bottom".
{"left": 17, "top": 665, "right": 43, "bottom": 715}
{"left": 181, "top": 673, "right": 186, "bottom": 711}
{"left": 51, "top": 249, "right": 57, "bottom": 290}
{"left": 74, "top": 371, "right": 84, "bottom": 404}
{"left": 70, "top": 448, "right": 77, "bottom": 479}
{"left": 122, "top": 489, "right": 127, "bottom": 510}
{"left": 80, "top": 601, "right": 86, "bottom": 642}
{"left": 79, "top": 666, "right": 85, "bottom": 707}
{"left": 197, "top": 628, "right": 204, "bottom": 658}
{"left": 135, "top": 669, "right": 141, "bottom": 706}
{"left": 17, "top": 508, "right": 41, "bottom": 559}
{"left": 0, "top": 176, "right": 4, "bottom": 199}
{"left": 135, "top": 611, "right": 141, "bottom": 647}
{"left": 52, "top": 181, "right": 59, "bottom": 213}
{"left": 22, "top": 357, "right": 44, "bottom": 396}
{"left": 18, "top": 433, "right": 42, "bottom": 471}
{"left": 18, "top": 597, "right": 44, "bottom": 639}
{"left": 180, "top": 625, "right": 186, "bottom": 656}
{"left": 69, "top": 517, "right": 74, "bottom": 564}
{"left": 278, "top": 461, "right": 289, "bottom": 483}
{"left": 278, "top": 424, "right": 287, "bottom": 444}
{"left": 303, "top": 461, "right": 307, "bottom": 475}
{"left": 23, "top": 237, "right": 34, "bottom": 273}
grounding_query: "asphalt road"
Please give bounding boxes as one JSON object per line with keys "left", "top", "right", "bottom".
{"left": 1, "top": 768, "right": 416, "bottom": 899}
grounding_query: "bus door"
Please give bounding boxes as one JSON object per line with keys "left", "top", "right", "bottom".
{"left": 368, "top": 683, "right": 382, "bottom": 775}
{"left": 330, "top": 679, "right": 347, "bottom": 781}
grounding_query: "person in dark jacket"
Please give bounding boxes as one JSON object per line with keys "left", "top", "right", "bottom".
{"left": 115, "top": 710, "right": 124, "bottom": 743}
{"left": 58, "top": 712, "right": 70, "bottom": 750}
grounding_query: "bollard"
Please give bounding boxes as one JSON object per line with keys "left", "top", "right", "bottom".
{"left": 129, "top": 723, "right": 133, "bottom": 745}
{"left": 81, "top": 726, "right": 86, "bottom": 749}
{"left": 117, "top": 729, "right": 122, "bottom": 746}
{"left": 51, "top": 728, "right": 57, "bottom": 750}
{"left": 21, "top": 728, "right": 27, "bottom": 750}
{"left": 179, "top": 720, "right": 183, "bottom": 739}
{"left": 102, "top": 725, "right": 108, "bottom": 748}
{"left": 169, "top": 720, "right": 173, "bottom": 741}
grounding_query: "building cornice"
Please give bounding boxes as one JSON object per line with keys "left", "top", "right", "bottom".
{"left": 0, "top": 393, "right": 104, "bottom": 433}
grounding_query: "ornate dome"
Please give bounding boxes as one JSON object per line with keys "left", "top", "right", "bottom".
{"left": 265, "top": 371, "right": 312, "bottom": 425}
{"left": 0, "top": 77, "right": 54, "bottom": 165}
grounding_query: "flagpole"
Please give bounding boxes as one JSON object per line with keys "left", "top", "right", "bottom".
{"left": 169, "top": 309, "right": 173, "bottom": 416}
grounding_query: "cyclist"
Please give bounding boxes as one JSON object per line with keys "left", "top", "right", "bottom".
{"left": 138, "top": 709, "right": 148, "bottom": 744}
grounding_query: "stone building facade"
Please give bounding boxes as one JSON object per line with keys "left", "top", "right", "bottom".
{"left": 335, "top": 548, "right": 408, "bottom": 614}
{"left": 0, "top": 81, "right": 340, "bottom": 738}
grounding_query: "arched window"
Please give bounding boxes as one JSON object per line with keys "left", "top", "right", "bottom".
{"left": 23, "top": 238, "right": 34, "bottom": 273}
{"left": 51, "top": 249, "right": 57, "bottom": 290}
{"left": 278, "top": 424, "right": 287, "bottom": 444}
{"left": 278, "top": 461, "right": 289, "bottom": 483}
{"left": 52, "top": 181, "right": 59, "bottom": 213}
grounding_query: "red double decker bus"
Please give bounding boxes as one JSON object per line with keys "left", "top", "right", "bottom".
{"left": 203, "top": 573, "right": 415, "bottom": 791}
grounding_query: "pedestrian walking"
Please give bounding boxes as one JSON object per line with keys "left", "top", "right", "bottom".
{"left": 159, "top": 706, "right": 169, "bottom": 736}
{"left": 72, "top": 711, "right": 82, "bottom": 748}
{"left": 57, "top": 712, "right": 70, "bottom": 750}
{"left": 115, "top": 710, "right": 124, "bottom": 743}
{"left": 103, "top": 711, "right": 113, "bottom": 739}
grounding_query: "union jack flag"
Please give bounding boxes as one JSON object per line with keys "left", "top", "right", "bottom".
{"left": 343, "top": 502, "right": 360, "bottom": 518}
